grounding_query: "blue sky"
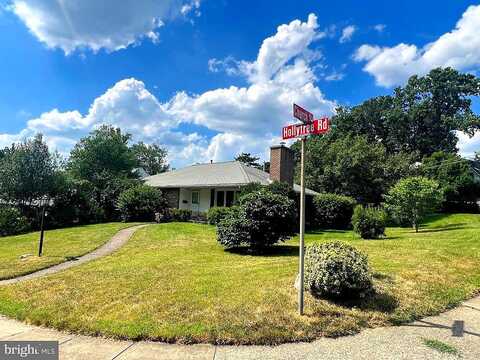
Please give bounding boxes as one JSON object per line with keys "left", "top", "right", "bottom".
{"left": 0, "top": 0, "right": 479, "bottom": 166}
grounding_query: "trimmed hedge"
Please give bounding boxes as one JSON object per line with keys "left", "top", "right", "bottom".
{"left": 0, "top": 207, "right": 30, "bottom": 237}
{"left": 305, "top": 241, "right": 373, "bottom": 299}
{"left": 313, "top": 193, "right": 356, "bottom": 229}
{"left": 170, "top": 209, "right": 192, "bottom": 222}
{"left": 156, "top": 208, "right": 192, "bottom": 222}
{"left": 207, "top": 207, "right": 232, "bottom": 225}
{"left": 352, "top": 205, "right": 386, "bottom": 239}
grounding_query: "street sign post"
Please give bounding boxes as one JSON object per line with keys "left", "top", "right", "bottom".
{"left": 282, "top": 117, "right": 329, "bottom": 140}
{"left": 283, "top": 108, "right": 330, "bottom": 316}
{"left": 293, "top": 103, "right": 314, "bottom": 123}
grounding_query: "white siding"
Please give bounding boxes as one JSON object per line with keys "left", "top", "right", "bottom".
{"left": 178, "top": 188, "right": 212, "bottom": 214}
{"left": 179, "top": 188, "right": 191, "bottom": 210}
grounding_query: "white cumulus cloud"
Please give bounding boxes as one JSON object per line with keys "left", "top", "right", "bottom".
{"left": 10, "top": 0, "right": 200, "bottom": 54}
{"left": 354, "top": 5, "right": 480, "bottom": 87}
{"left": 339, "top": 25, "right": 356, "bottom": 43}
{"left": 1, "top": 13, "right": 336, "bottom": 167}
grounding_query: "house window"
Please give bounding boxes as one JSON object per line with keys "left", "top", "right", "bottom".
{"left": 192, "top": 191, "right": 200, "bottom": 205}
{"left": 210, "top": 189, "right": 215, "bottom": 207}
{"left": 226, "top": 191, "right": 235, "bottom": 207}
{"left": 215, "top": 190, "right": 240, "bottom": 207}
{"left": 216, "top": 191, "right": 225, "bottom": 207}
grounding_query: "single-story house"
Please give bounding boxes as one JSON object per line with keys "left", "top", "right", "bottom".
{"left": 144, "top": 145, "right": 318, "bottom": 214}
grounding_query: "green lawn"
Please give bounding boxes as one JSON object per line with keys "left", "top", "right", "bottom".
{"left": 0, "top": 214, "right": 478, "bottom": 345}
{"left": 0, "top": 223, "right": 139, "bottom": 280}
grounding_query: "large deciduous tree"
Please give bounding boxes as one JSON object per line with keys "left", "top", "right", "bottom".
{"left": 0, "top": 134, "right": 58, "bottom": 205}
{"left": 131, "top": 141, "right": 169, "bottom": 176}
{"left": 333, "top": 67, "right": 480, "bottom": 158}
{"left": 68, "top": 125, "right": 138, "bottom": 220}
{"left": 293, "top": 135, "right": 416, "bottom": 204}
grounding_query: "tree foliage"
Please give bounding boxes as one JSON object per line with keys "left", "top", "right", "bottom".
{"left": 294, "top": 135, "right": 415, "bottom": 203}
{"left": 234, "top": 152, "right": 262, "bottom": 169}
{"left": 68, "top": 125, "right": 139, "bottom": 220}
{"left": 0, "top": 207, "right": 30, "bottom": 237}
{"left": 420, "top": 151, "right": 480, "bottom": 210}
{"left": 333, "top": 67, "right": 480, "bottom": 158}
{"left": 385, "top": 176, "right": 443, "bottom": 232}
{"left": 0, "top": 134, "right": 58, "bottom": 205}
{"left": 131, "top": 142, "right": 169, "bottom": 176}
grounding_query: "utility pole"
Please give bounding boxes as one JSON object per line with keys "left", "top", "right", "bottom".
{"left": 298, "top": 136, "right": 306, "bottom": 315}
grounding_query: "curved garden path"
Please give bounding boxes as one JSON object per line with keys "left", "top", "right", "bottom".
{"left": 0, "top": 224, "right": 147, "bottom": 286}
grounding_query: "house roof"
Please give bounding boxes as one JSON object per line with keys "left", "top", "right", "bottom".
{"left": 144, "top": 161, "right": 318, "bottom": 196}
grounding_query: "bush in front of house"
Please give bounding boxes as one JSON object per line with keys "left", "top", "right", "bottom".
{"left": 155, "top": 208, "right": 192, "bottom": 222}
{"left": 217, "top": 206, "right": 250, "bottom": 248}
{"left": 0, "top": 206, "right": 30, "bottom": 237}
{"left": 217, "top": 190, "right": 297, "bottom": 253}
{"left": 267, "top": 181, "right": 297, "bottom": 200}
{"left": 352, "top": 205, "right": 387, "bottom": 239}
{"left": 313, "top": 193, "right": 356, "bottom": 230}
{"left": 305, "top": 241, "right": 373, "bottom": 299}
{"left": 170, "top": 208, "right": 192, "bottom": 222}
{"left": 117, "top": 184, "right": 166, "bottom": 222}
{"left": 207, "top": 206, "right": 232, "bottom": 225}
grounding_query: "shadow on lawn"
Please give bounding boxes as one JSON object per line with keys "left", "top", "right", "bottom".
{"left": 226, "top": 245, "right": 299, "bottom": 257}
{"left": 311, "top": 288, "right": 399, "bottom": 314}
{"left": 419, "top": 223, "right": 468, "bottom": 233}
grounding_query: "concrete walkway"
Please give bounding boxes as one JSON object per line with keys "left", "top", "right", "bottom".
{"left": 0, "top": 225, "right": 147, "bottom": 286}
{"left": 0, "top": 295, "right": 479, "bottom": 359}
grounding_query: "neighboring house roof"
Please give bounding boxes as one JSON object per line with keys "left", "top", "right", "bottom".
{"left": 144, "top": 161, "right": 318, "bottom": 196}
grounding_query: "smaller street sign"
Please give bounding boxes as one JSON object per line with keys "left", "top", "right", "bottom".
{"left": 282, "top": 117, "right": 330, "bottom": 140}
{"left": 293, "top": 103, "right": 314, "bottom": 123}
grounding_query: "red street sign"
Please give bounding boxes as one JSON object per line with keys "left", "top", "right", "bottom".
{"left": 293, "top": 103, "right": 314, "bottom": 123}
{"left": 282, "top": 117, "right": 330, "bottom": 140}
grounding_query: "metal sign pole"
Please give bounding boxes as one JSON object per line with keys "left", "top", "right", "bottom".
{"left": 298, "top": 136, "right": 306, "bottom": 315}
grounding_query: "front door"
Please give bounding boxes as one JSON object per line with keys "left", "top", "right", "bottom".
{"left": 191, "top": 191, "right": 200, "bottom": 215}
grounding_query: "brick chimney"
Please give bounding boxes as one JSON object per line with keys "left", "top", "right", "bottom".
{"left": 269, "top": 144, "right": 295, "bottom": 186}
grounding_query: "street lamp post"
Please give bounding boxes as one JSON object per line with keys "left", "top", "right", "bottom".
{"left": 38, "top": 198, "right": 48, "bottom": 257}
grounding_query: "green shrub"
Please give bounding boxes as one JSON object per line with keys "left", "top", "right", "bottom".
{"left": 169, "top": 208, "right": 192, "bottom": 222}
{"left": 217, "top": 190, "right": 296, "bottom": 252}
{"left": 0, "top": 207, "right": 30, "bottom": 237}
{"left": 117, "top": 184, "right": 166, "bottom": 222}
{"left": 216, "top": 207, "right": 250, "bottom": 248}
{"left": 207, "top": 207, "right": 232, "bottom": 225}
{"left": 267, "top": 181, "right": 296, "bottom": 200}
{"left": 305, "top": 241, "right": 373, "bottom": 299}
{"left": 352, "top": 205, "right": 386, "bottom": 239}
{"left": 313, "top": 193, "right": 356, "bottom": 229}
